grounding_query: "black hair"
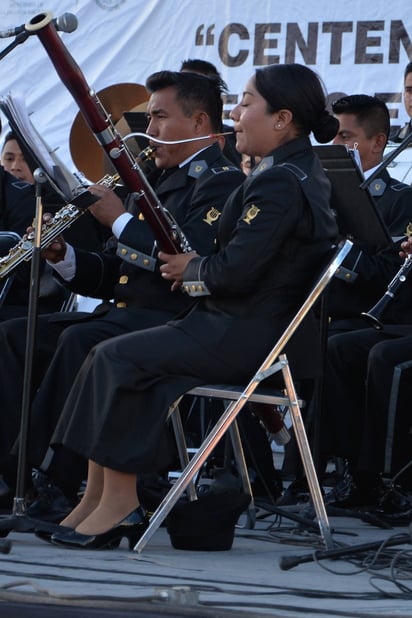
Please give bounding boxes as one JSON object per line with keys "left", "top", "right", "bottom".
{"left": 332, "top": 94, "right": 390, "bottom": 140}
{"left": 254, "top": 63, "right": 338, "bottom": 143}
{"left": 404, "top": 62, "right": 412, "bottom": 80}
{"left": 1, "top": 131, "right": 18, "bottom": 152}
{"left": 146, "top": 70, "right": 224, "bottom": 132}
{"left": 179, "top": 58, "right": 228, "bottom": 92}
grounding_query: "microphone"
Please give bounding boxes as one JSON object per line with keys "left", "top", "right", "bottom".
{"left": 0, "top": 13, "right": 78, "bottom": 38}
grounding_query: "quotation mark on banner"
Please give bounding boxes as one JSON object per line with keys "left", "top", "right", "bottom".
{"left": 195, "top": 25, "right": 215, "bottom": 46}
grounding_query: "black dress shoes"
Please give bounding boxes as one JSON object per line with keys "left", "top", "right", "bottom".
{"left": 51, "top": 506, "right": 149, "bottom": 550}
{"left": 324, "top": 473, "right": 384, "bottom": 510}
{"left": 364, "top": 486, "right": 412, "bottom": 526}
{"left": 27, "top": 482, "right": 75, "bottom": 523}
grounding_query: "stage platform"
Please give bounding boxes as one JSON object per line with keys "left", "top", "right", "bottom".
{"left": 0, "top": 506, "right": 411, "bottom": 618}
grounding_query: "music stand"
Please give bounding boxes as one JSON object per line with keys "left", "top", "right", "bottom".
{"left": 313, "top": 144, "right": 392, "bottom": 251}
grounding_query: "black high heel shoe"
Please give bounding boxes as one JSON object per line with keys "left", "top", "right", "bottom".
{"left": 50, "top": 506, "right": 149, "bottom": 550}
{"left": 35, "top": 523, "right": 73, "bottom": 544}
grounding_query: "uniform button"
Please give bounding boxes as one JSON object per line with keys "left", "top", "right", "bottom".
{"left": 121, "top": 248, "right": 127, "bottom": 255}
{"left": 130, "top": 253, "right": 138, "bottom": 261}
{"left": 119, "top": 275, "right": 128, "bottom": 284}
{"left": 116, "top": 302, "right": 127, "bottom": 308}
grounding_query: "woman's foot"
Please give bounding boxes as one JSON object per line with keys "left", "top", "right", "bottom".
{"left": 75, "top": 499, "right": 140, "bottom": 536}
{"left": 59, "top": 494, "right": 100, "bottom": 530}
{"left": 51, "top": 506, "right": 149, "bottom": 550}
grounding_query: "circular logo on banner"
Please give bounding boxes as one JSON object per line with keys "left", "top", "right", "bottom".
{"left": 95, "top": 0, "right": 125, "bottom": 9}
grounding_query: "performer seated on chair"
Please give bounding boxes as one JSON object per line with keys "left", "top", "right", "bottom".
{"left": 0, "top": 70, "right": 244, "bottom": 514}
{"left": 318, "top": 236, "right": 412, "bottom": 515}
{"left": 0, "top": 131, "right": 108, "bottom": 322}
{"left": 327, "top": 94, "right": 412, "bottom": 336}
{"left": 38, "top": 62, "right": 339, "bottom": 550}
{"left": 280, "top": 94, "right": 412, "bottom": 492}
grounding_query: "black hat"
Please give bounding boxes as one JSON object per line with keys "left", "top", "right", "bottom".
{"left": 166, "top": 491, "right": 251, "bottom": 551}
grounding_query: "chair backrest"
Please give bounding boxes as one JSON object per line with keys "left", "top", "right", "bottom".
{"left": 0, "top": 231, "right": 22, "bottom": 308}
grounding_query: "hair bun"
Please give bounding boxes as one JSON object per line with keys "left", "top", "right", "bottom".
{"left": 312, "top": 110, "right": 339, "bottom": 143}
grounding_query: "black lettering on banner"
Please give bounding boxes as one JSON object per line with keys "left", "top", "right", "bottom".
{"left": 285, "top": 22, "right": 318, "bottom": 64}
{"left": 254, "top": 23, "right": 280, "bottom": 65}
{"left": 389, "top": 20, "right": 412, "bottom": 63}
{"left": 218, "top": 23, "right": 249, "bottom": 66}
{"left": 355, "top": 21, "right": 384, "bottom": 64}
{"left": 322, "top": 22, "right": 353, "bottom": 64}
{"left": 196, "top": 19, "right": 412, "bottom": 67}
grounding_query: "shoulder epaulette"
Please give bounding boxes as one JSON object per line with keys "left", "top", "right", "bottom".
{"left": 210, "top": 165, "right": 240, "bottom": 174}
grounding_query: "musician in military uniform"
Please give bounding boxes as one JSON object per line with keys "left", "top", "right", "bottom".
{"left": 327, "top": 94, "right": 412, "bottom": 334}
{"left": 389, "top": 62, "right": 412, "bottom": 144}
{"left": 45, "top": 63, "right": 340, "bottom": 550}
{"left": 0, "top": 131, "right": 107, "bottom": 321}
{"left": 0, "top": 71, "right": 244, "bottom": 511}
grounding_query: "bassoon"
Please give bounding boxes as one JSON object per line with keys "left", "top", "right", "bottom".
{"left": 24, "top": 12, "right": 192, "bottom": 255}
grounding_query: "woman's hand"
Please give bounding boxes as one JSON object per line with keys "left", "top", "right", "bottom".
{"left": 158, "top": 250, "right": 199, "bottom": 291}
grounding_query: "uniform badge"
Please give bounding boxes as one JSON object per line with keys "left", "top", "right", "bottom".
{"left": 243, "top": 204, "right": 260, "bottom": 224}
{"left": 188, "top": 160, "right": 207, "bottom": 178}
{"left": 203, "top": 207, "right": 221, "bottom": 225}
{"left": 369, "top": 178, "right": 386, "bottom": 196}
{"left": 253, "top": 156, "right": 273, "bottom": 175}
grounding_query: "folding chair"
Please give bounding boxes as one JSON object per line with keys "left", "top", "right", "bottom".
{"left": 0, "top": 231, "right": 21, "bottom": 308}
{"left": 167, "top": 384, "right": 304, "bottom": 529}
{"left": 134, "top": 238, "right": 353, "bottom": 553}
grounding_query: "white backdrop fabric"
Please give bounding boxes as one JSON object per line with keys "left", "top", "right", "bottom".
{"left": 0, "top": 0, "right": 411, "bottom": 173}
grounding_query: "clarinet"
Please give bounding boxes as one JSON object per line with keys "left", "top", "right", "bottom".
{"left": 25, "top": 12, "right": 192, "bottom": 255}
{"left": 361, "top": 253, "right": 412, "bottom": 329}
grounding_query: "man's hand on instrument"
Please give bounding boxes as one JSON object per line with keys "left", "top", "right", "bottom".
{"left": 159, "top": 250, "right": 199, "bottom": 291}
{"left": 25, "top": 212, "right": 67, "bottom": 263}
{"left": 399, "top": 235, "right": 412, "bottom": 259}
{"left": 88, "top": 185, "right": 125, "bottom": 227}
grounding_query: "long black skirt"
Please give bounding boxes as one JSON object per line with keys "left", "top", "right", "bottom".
{"left": 52, "top": 310, "right": 321, "bottom": 472}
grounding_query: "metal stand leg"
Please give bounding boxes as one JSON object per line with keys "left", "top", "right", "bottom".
{"left": 229, "top": 420, "right": 256, "bottom": 529}
{"left": 168, "top": 398, "right": 197, "bottom": 502}
{"left": 280, "top": 356, "right": 333, "bottom": 549}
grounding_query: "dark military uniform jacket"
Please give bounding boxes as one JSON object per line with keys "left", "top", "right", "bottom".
{"left": 328, "top": 169, "right": 412, "bottom": 327}
{"left": 58, "top": 143, "right": 244, "bottom": 315}
{"left": 174, "top": 136, "right": 339, "bottom": 380}
{"left": 0, "top": 166, "right": 109, "bottom": 317}
{"left": 389, "top": 120, "right": 412, "bottom": 144}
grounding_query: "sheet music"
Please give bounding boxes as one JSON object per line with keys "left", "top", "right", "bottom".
{"left": 0, "top": 92, "right": 89, "bottom": 201}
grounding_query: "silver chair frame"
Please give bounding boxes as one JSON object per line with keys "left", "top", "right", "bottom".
{"left": 134, "top": 239, "right": 353, "bottom": 553}
{"left": 168, "top": 386, "right": 304, "bottom": 528}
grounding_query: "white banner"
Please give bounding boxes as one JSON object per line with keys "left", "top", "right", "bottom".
{"left": 0, "top": 0, "right": 411, "bottom": 172}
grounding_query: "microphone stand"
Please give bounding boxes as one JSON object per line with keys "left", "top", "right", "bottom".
{"left": 0, "top": 32, "right": 30, "bottom": 62}
{"left": 0, "top": 168, "right": 55, "bottom": 542}
{"left": 279, "top": 525, "right": 412, "bottom": 570}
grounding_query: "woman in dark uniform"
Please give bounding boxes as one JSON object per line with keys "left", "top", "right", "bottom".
{"left": 49, "top": 63, "right": 340, "bottom": 549}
